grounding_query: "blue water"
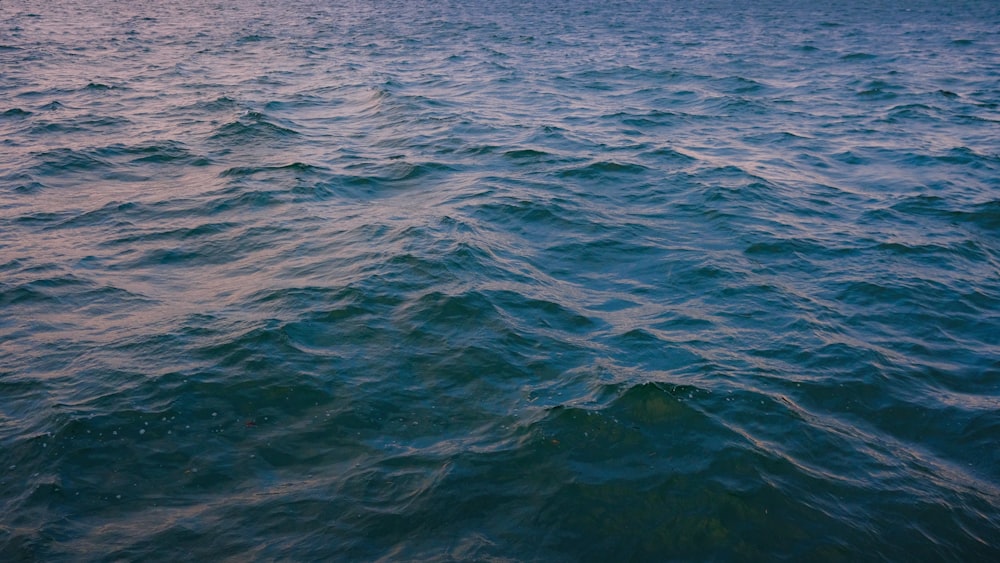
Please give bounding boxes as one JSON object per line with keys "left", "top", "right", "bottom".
{"left": 2, "top": 0, "right": 999, "bottom": 560}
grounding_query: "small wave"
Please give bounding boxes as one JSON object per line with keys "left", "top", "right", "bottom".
{"left": 713, "top": 75, "right": 767, "bottom": 94}
{"left": 397, "top": 290, "right": 505, "bottom": 339}
{"left": 104, "top": 222, "right": 237, "bottom": 246}
{"left": 639, "top": 146, "right": 698, "bottom": 165}
{"left": 30, "top": 147, "right": 112, "bottom": 175}
{"left": 840, "top": 52, "right": 877, "bottom": 61}
{"left": 11, "top": 180, "right": 44, "bottom": 194}
{"left": 608, "top": 109, "right": 680, "bottom": 129}
{"left": 885, "top": 198, "right": 1000, "bottom": 232}
{"left": 741, "top": 131, "right": 813, "bottom": 145}
{"left": 855, "top": 79, "right": 901, "bottom": 100}
{"left": 1, "top": 107, "right": 32, "bottom": 118}
{"left": 12, "top": 210, "right": 74, "bottom": 227}
{"left": 119, "top": 224, "right": 286, "bottom": 268}
{"left": 885, "top": 103, "right": 940, "bottom": 121}
{"left": 209, "top": 111, "right": 301, "bottom": 142}
{"left": 219, "top": 162, "right": 328, "bottom": 178}
{"left": 236, "top": 34, "right": 275, "bottom": 43}
{"left": 210, "top": 120, "right": 299, "bottom": 141}
{"left": 856, "top": 88, "right": 897, "bottom": 99}
{"left": 831, "top": 150, "right": 868, "bottom": 165}
{"left": 341, "top": 160, "right": 457, "bottom": 185}
{"left": 557, "top": 160, "right": 648, "bottom": 179}
{"left": 0, "top": 275, "right": 149, "bottom": 310}
{"left": 502, "top": 148, "right": 550, "bottom": 160}
{"left": 698, "top": 95, "right": 770, "bottom": 116}
{"left": 202, "top": 190, "right": 285, "bottom": 214}
{"left": 28, "top": 114, "right": 132, "bottom": 137}
{"left": 489, "top": 289, "right": 598, "bottom": 335}
{"left": 963, "top": 200, "right": 1000, "bottom": 230}
{"left": 53, "top": 200, "right": 145, "bottom": 229}
{"left": 190, "top": 96, "right": 239, "bottom": 112}
{"left": 108, "top": 141, "right": 203, "bottom": 165}
{"left": 744, "top": 238, "right": 848, "bottom": 259}
{"left": 83, "top": 82, "right": 118, "bottom": 92}
{"left": 469, "top": 198, "right": 585, "bottom": 233}
{"left": 603, "top": 328, "right": 704, "bottom": 372}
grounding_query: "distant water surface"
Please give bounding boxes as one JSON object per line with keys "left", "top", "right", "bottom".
{"left": 2, "top": 0, "right": 999, "bottom": 560}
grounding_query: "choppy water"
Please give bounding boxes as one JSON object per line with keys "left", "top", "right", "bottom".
{"left": 2, "top": 0, "right": 1000, "bottom": 560}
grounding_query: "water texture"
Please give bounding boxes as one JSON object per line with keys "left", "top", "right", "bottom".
{"left": 2, "top": 0, "right": 999, "bottom": 560}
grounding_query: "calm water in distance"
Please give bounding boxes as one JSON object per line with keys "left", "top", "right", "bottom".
{"left": 2, "top": 0, "right": 999, "bottom": 560}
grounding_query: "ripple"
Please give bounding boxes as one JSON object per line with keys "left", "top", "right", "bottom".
{"left": 2, "top": 0, "right": 999, "bottom": 560}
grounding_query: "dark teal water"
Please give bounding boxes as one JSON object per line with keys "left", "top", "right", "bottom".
{"left": 2, "top": 0, "right": 1000, "bottom": 560}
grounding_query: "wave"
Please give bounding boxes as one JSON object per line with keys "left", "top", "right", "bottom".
{"left": 209, "top": 112, "right": 301, "bottom": 142}
{"left": 1, "top": 107, "right": 32, "bottom": 118}
{"left": 2, "top": 0, "right": 999, "bottom": 559}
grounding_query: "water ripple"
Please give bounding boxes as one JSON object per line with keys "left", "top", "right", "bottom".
{"left": 2, "top": 0, "right": 999, "bottom": 560}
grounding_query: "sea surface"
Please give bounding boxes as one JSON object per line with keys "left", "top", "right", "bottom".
{"left": 2, "top": 0, "right": 999, "bottom": 560}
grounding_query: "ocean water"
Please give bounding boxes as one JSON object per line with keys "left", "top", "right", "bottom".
{"left": 2, "top": 0, "right": 999, "bottom": 560}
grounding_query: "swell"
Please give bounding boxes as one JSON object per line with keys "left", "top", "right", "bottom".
{"left": 2, "top": 0, "right": 1000, "bottom": 561}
